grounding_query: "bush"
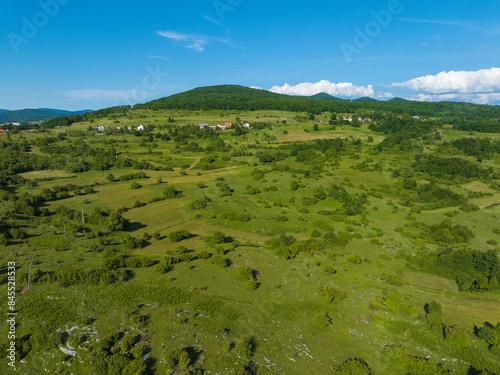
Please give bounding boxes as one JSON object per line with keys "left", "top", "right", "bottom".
{"left": 206, "top": 231, "right": 225, "bottom": 244}
{"left": 209, "top": 254, "right": 228, "bottom": 267}
{"left": 313, "top": 312, "right": 331, "bottom": 328}
{"left": 348, "top": 254, "right": 362, "bottom": 264}
{"left": 236, "top": 266, "right": 254, "bottom": 280}
{"left": 333, "top": 358, "right": 372, "bottom": 375}
{"left": 245, "top": 280, "right": 259, "bottom": 290}
{"left": 168, "top": 230, "right": 192, "bottom": 242}
{"left": 163, "top": 185, "right": 180, "bottom": 199}
{"left": 317, "top": 285, "right": 346, "bottom": 302}
{"left": 130, "top": 182, "right": 141, "bottom": 189}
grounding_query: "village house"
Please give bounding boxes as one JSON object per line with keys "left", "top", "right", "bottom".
{"left": 242, "top": 122, "right": 250, "bottom": 128}
{"left": 96, "top": 125, "right": 105, "bottom": 132}
{"left": 199, "top": 123, "right": 209, "bottom": 129}
{"left": 136, "top": 124, "right": 144, "bottom": 131}
{"left": 0, "top": 129, "right": 6, "bottom": 135}
{"left": 217, "top": 122, "right": 232, "bottom": 130}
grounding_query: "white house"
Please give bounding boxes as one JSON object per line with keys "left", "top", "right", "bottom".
{"left": 242, "top": 122, "right": 250, "bottom": 128}
{"left": 136, "top": 124, "right": 144, "bottom": 131}
{"left": 199, "top": 123, "right": 209, "bottom": 129}
{"left": 413, "top": 116, "right": 420, "bottom": 120}
{"left": 96, "top": 125, "right": 105, "bottom": 132}
{"left": 217, "top": 122, "right": 232, "bottom": 130}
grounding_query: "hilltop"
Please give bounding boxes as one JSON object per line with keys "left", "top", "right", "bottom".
{"left": 0, "top": 108, "right": 92, "bottom": 124}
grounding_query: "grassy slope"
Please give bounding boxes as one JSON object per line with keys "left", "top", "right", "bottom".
{"left": 1, "top": 109, "right": 500, "bottom": 374}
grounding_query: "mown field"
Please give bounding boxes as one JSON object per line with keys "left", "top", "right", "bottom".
{"left": 1, "top": 108, "right": 500, "bottom": 374}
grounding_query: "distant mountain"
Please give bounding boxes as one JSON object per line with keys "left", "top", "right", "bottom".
{"left": 308, "top": 93, "right": 346, "bottom": 102}
{"left": 388, "top": 97, "right": 409, "bottom": 102}
{"left": 0, "top": 108, "right": 92, "bottom": 124}
{"left": 351, "top": 97, "right": 379, "bottom": 103}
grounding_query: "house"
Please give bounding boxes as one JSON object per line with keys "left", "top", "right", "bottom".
{"left": 115, "top": 126, "right": 121, "bottom": 131}
{"left": 412, "top": 116, "right": 420, "bottom": 120}
{"left": 217, "top": 122, "right": 232, "bottom": 130}
{"left": 199, "top": 123, "right": 209, "bottom": 129}
{"left": 127, "top": 126, "right": 132, "bottom": 131}
{"left": 11, "top": 122, "right": 21, "bottom": 126}
{"left": 0, "top": 129, "right": 6, "bottom": 135}
{"left": 364, "top": 117, "right": 372, "bottom": 121}
{"left": 397, "top": 116, "right": 402, "bottom": 119}
{"left": 136, "top": 124, "right": 144, "bottom": 131}
{"left": 209, "top": 125, "right": 217, "bottom": 129}
{"left": 242, "top": 122, "right": 250, "bottom": 128}
{"left": 96, "top": 125, "right": 105, "bottom": 132}
{"left": 343, "top": 117, "right": 352, "bottom": 122}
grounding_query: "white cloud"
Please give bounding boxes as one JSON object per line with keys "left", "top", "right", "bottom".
{"left": 156, "top": 30, "right": 241, "bottom": 52}
{"left": 269, "top": 80, "right": 374, "bottom": 98}
{"left": 378, "top": 92, "right": 394, "bottom": 99}
{"left": 250, "top": 86, "right": 263, "bottom": 90}
{"left": 410, "top": 92, "right": 500, "bottom": 105}
{"left": 391, "top": 68, "right": 500, "bottom": 94}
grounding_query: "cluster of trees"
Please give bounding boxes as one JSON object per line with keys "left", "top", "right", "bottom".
{"left": 413, "top": 154, "right": 495, "bottom": 181}
{"left": 439, "top": 137, "right": 500, "bottom": 159}
{"left": 417, "top": 248, "right": 499, "bottom": 292}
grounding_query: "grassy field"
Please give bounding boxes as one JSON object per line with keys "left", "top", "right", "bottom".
{"left": 1, "top": 109, "right": 500, "bottom": 374}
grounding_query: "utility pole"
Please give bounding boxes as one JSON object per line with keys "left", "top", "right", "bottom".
{"left": 82, "top": 209, "right": 85, "bottom": 224}
{"left": 64, "top": 223, "right": 67, "bottom": 241}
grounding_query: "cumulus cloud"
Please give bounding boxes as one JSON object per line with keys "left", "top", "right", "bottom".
{"left": 269, "top": 80, "right": 374, "bottom": 98}
{"left": 391, "top": 68, "right": 500, "bottom": 94}
{"left": 378, "top": 92, "right": 394, "bottom": 99}
{"left": 410, "top": 92, "right": 500, "bottom": 105}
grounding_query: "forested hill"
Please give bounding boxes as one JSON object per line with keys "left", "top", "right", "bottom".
{"left": 133, "top": 85, "right": 500, "bottom": 119}
{"left": 0, "top": 108, "right": 92, "bottom": 124}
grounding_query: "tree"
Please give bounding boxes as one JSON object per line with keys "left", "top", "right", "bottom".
{"left": 313, "top": 124, "right": 319, "bottom": 131}
{"left": 206, "top": 231, "right": 225, "bottom": 244}
{"left": 425, "top": 301, "right": 443, "bottom": 328}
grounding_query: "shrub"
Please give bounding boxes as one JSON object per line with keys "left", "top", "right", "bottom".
{"left": 245, "top": 280, "right": 259, "bottom": 290}
{"left": 168, "top": 230, "right": 192, "bottom": 242}
{"left": 236, "top": 266, "right": 254, "bottom": 280}
{"left": 333, "top": 358, "right": 372, "bottom": 375}
{"left": 348, "top": 254, "right": 362, "bottom": 264}
{"left": 313, "top": 312, "right": 331, "bottom": 328}
{"left": 130, "top": 182, "right": 141, "bottom": 189}
{"left": 163, "top": 185, "right": 180, "bottom": 199}
{"left": 209, "top": 254, "right": 228, "bottom": 267}
{"left": 274, "top": 215, "right": 289, "bottom": 222}
{"left": 206, "top": 231, "right": 226, "bottom": 244}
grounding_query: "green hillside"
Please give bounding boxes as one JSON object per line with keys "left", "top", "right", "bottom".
{"left": 2, "top": 87, "right": 500, "bottom": 374}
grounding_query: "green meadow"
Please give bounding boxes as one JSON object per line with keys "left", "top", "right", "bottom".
{"left": 1, "top": 100, "right": 500, "bottom": 374}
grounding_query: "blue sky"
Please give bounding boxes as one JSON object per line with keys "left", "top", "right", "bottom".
{"left": 1, "top": 0, "right": 499, "bottom": 110}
